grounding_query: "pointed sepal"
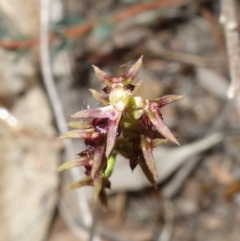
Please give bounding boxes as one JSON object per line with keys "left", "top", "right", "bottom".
{"left": 154, "top": 94, "right": 185, "bottom": 108}
{"left": 146, "top": 108, "right": 179, "bottom": 145}
{"left": 140, "top": 135, "right": 158, "bottom": 178}
{"left": 122, "top": 55, "right": 143, "bottom": 86}
{"left": 106, "top": 113, "right": 121, "bottom": 158}
{"left": 67, "top": 121, "right": 92, "bottom": 129}
{"left": 71, "top": 105, "right": 114, "bottom": 119}
{"left": 67, "top": 176, "right": 93, "bottom": 189}
{"left": 89, "top": 89, "right": 109, "bottom": 105}
{"left": 138, "top": 157, "right": 157, "bottom": 189}
{"left": 59, "top": 129, "right": 100, "bottom": 140}
{"left": 58, "top": 157, "right": 92, "bottom": 172}
{"left": 93, "top": 171, "right": 103, "bottom": 200}
{"left": 91, "top": 145, "right": 105, "bottom": 178}
{"left": 92, "top": 65, "right": 112, "bottom": 86}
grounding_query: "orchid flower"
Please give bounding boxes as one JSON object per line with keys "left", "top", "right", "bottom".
{"left": 58, "top": 56, "right": 184, "bottom": 211}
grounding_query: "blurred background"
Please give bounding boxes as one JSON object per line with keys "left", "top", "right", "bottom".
{"left": 1, "top": 0, "right": 240, "bottom": 240}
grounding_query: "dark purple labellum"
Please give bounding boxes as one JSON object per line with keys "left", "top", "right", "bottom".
{"left": 130, "top": 157, "right": 138, "bottom": 171}
{"left": 125, "top": 84, "right": 135, "bottom": 92}
{"left": 85, "top": 166, "right": 92, "bottom": 175}
{"left": 133, "top": 139, "right": 141, "bottom": 156}
{"left": 92, "top": 118, "right": 109, "bottom": 134}
{"left": 84, "top": 135, "right": 103, "bottom": 147}
{"left": 102, "top": 86, "right": 111, "bottom": 94}
{"left": 141, "top": 113, "right": 153, "bottom": 130}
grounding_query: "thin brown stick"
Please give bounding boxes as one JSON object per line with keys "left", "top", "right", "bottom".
{"left": 157, "top": 200, "right": 174, "bottom": 241}
{"left": 0, "top": 0, "right": 213, "bottom": 50}
{"left": 146, "top": 38, "right": 226, "bottom": 67}
{"left": 0, "top": 37, "right": 40, "bottom": 50}
{"left": 39, "top": 0, "right": 97, "bottom": 240}
{"left": 111, "top": 0, "right": 185, "bottom": 23}
{"left": 200, "top": 6, "right": 226, "bottom": 54}
{"left": 220, "top": 0, "right": 240, "bottom": 99}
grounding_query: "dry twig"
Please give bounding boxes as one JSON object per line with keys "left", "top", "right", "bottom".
{"left": 200, "top": 6, "right": 226, "bottom": 54}
{"left": 1, "top": 0, "right": 214, "bottom": 50}
{"left": 220, "top": 0, "right": 240, "bottom": 101}
{"left": 146, "top": 38, "right": 226, "bottom": 67}
{"left": 157, "top": 200, "right": 174, "bottom": 241}
{"left": 39, "top": 0, "right": 97, "bottom": 240}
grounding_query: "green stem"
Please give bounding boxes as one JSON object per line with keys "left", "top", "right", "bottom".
{"left": 104, "top": 154, "right": 116, "bottom": 178}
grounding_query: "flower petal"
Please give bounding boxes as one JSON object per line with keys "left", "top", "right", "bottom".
{"left": 138, "top": 157, "right": 157, "bottom": 189}
{"left": 92, "top": 65, "right": 112, "bottom": 86}
{"left": 123, "top": 55, "right": 143, "bottom": 85}
{"left": 67, "top": 121, "right": 92, "bottom": 129}
{"left": 93, "top": 171, "right": 103, "bottom": 200}
{"left": 140, "top": 135, "right": 158, "bottom": 178}
{"left": 59, "top": 129, "right": 100, "bottom": 139}
{"left": 89, "top": 89, "right": 109, "bottom": 105}
{"left": 58, "top": 157, "right": 92, "bottom": 172}
{"left": 71, "top": 105, "right": 114, "bottom": 119}
{"left": 106, "top": 112, "right": 121, "bottom": 158}
{"left": 154, "top": 94, "right": 185, "bottom": 108}
{"left": 146, "top": 108, "right": 179, "bottom": 145}
{"left": 67, "top": 176, "right": 93, "bottom": 189}
{"left": 91, "top": 145, "right": 105, "bottom": 178}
